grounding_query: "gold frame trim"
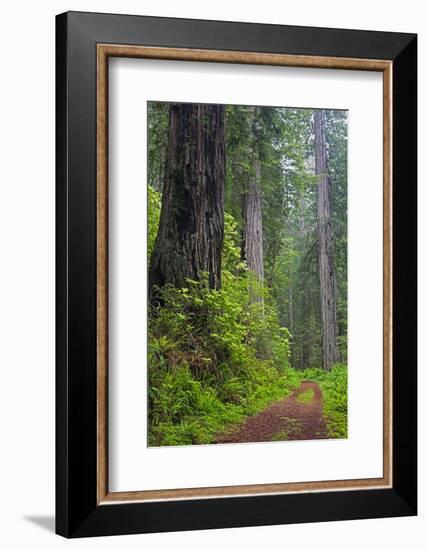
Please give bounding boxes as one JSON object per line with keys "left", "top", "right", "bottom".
{"left": 96, "top": 44, "right": 393, "bottom": 505}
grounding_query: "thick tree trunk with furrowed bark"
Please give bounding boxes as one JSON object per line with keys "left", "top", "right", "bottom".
{"left": 315, "top": 110, "right": 338, "bottom": 371}
{"left": 149, "top": 103, "right": 225, "bottom": 299}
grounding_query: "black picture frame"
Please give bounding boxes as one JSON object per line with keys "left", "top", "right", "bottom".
{"left": 56, "top": 10, "right": 417, "bottom": 538}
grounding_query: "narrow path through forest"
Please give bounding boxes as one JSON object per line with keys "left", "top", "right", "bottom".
{"left": 215, "top": 381, "right": 328, "bottom": 444}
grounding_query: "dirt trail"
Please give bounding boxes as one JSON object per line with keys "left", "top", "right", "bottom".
{"left": 215, "top": 381, "right": 328, "bottom": 444}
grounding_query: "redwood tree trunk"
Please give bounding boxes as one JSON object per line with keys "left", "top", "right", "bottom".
{"left": 315, "top": 110, "right": 338, "bottom": 371}
{"left": 242, "top": 158, "right": 264, "bottom": 282}
{"left": 241, "top": 107, "right": 264, "bottom": 303}
{"left": 149, "top": 103, "right": 225, "bottom": 298}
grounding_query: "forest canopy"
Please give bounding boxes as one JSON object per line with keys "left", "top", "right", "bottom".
{"left": 147, "top": 101, "right": 348, "bottom": 447}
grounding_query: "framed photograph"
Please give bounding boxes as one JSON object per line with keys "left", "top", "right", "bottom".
{"left": 56, "top": 11, "right": 417, "bottom": 538}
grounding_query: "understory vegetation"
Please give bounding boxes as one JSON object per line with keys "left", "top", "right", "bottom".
{"left": 148, "top": 209, "right": 301, "bottom": 446}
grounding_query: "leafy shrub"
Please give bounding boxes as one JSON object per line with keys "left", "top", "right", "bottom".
{"left": 148, "top": 185, "right": 161, "bottom": 259}
{"left": 320, "top": 364, "right": 348, "bottom": 438}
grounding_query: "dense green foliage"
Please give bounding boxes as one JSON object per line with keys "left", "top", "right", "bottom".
{"left": 147, "top": 102, "right": 348, "bottom": 446}
{"left": 148, "top": 185, "right": 161, "bottom": 259}
{"left": 148, "top": 211, "right": 300, "bottom": 446}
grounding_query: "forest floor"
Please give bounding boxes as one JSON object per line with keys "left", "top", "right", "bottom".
{"left": 215, "top": 381, "right": 328, "bottom": 444}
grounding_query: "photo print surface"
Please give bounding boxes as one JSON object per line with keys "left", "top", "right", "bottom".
{"left": 147, "top": 101, "right": 348, "bottom": 447}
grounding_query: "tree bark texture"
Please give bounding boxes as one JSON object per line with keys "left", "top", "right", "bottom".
{"left": 242, "top": 158, "right": 264, "bottom": 281}
{"left": 315, "top": 110, "right": 339, "bottom": 371}
{"left": 241, "top": 107, "right": 264, "bottom": 305}
{"left": 149, "top": 103, "right": 225, "bottom": 298}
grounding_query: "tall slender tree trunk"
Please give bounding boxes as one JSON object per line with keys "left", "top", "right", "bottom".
{"left": 288, "top": 273, "right": 294, "bottom": 333}
{"left": 288, "top": 275, "right": 294, "bottom": 366}
{"left": 301, "top": 289, "right": 311, "bottom": 369}
{"left": 241, "top": 108, "right": 264, "bottom": 302}
{"left": 149, "top": 103, "right": 225, "bottom": 299}
{"left": 315, "top": 110, "right": 338, "bottom": 371}
{"left": 242, "top": 158, "right": 264, "bottom": 281}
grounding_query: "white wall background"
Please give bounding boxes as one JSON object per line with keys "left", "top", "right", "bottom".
{"left": 0, "top": 1, "right": 424, "bottom": 548}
